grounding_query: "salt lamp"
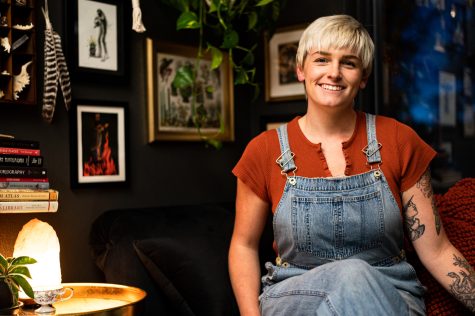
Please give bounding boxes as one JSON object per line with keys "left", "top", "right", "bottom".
{"left": 12, "top": 219, "right": 62, "bottom": 291}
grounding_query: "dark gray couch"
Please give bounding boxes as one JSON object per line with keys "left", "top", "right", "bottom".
{"left": 89, "top": 203, "right": 274, "bottom": 316}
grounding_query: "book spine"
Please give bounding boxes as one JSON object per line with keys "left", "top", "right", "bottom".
{"left": 0, "top": 167, "right": 47, "bottom": 178}
{"left": 0, "top": 189, "right": 58, "bottom": 201}
{"left": 0, "top": 177, "right": 49, "bottom": 182}
{"left": 0, "top": 148, "right": 41, "bottom": 156}
{"left": 0, "top": 182, "right": 50, "bottom": 190}
{"left": 0, "top": 201, "right": 58, "bottom": 213}
{"left": 0, "top": 154, "right": 43, "bottom": 167}
{"left": 0, "top": 139, "right": 40, "bottom": 149}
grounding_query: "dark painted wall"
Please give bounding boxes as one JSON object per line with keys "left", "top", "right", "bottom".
{"left": 0, "top": 0, "right": 351, "bottom": 283}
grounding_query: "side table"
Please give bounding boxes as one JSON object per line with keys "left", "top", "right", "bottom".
{"left": 20, "top": 283, "right": 147, "bottom": 316}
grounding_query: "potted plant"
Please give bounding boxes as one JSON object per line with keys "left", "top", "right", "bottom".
{"left": 0, "top": 253, "right": 36, "bottom": 311}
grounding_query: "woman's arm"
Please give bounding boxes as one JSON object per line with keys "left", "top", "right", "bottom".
{"left": 229, "top": 179, "right": 270, "bottom": 316}
{"left": 402, "top": 169, "right": 474, "bottom": 312}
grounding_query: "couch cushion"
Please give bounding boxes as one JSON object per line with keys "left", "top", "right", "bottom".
{"left": 134, "top": 235, "right": 237, "bottom": 316}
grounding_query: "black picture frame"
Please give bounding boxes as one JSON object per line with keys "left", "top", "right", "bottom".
{"left": 65, "top": 0, "right": 127, "bottom": 82}
{"left": 70, "top": 99, "right": 128, "bottom": 188}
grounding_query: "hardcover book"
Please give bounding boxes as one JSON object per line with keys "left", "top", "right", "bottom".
{"left": 0, "top": 181, "right": 50, "bottom": 190}
{"left": 0, "top": 189, "right": 59, "bottom": 201}
{"left": 0, "top": 177, "right": 49, "bottom": 182}
{"left": 0, "top": 167, "right": 47, "bottom": 178}
{"left": 0, "top": 201, "right": 58, "bottom": 213}
{"left": 0, "top": 154, "right": 43, "bottom": 167}
{"left": 0, "top": 139, "right": 40, "bottom": 149}
{"left": 0, "top": 147, "right": 41, "bottom": 156}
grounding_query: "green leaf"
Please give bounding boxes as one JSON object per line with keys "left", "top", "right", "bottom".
{"left": 206, "top": 85, "right": 214, "bottom": 94}
{"left": 0, "top": 254, "right": 8, "bottom": 271}
{"left": 10, "top": 256, "right": 36, "bottom": 266}
{"left": 206, "top": 138, "right": 223, "bottom": 149}
{"left": 221, "top": 30, "right": 239, "bottom": 49}
{"left": 172, "top": 64, "right": 194, "bottom": 90}
{"left": 248, "top": 12, "right": 257, "bottom": 30}
{"left": 207, "top": 0, "right": 218, "bottom": 12}
{"left": 241, "top": 50, "right": 255, "bottom": 66}
{"left": 234, "top": 67, "right": 249, "bottom": 85}
{"left": 256, "top": 0, "right": 274, "bottom": 7}
{"left": 207, "top": 44, "right": 223, "bottom": 69}
{"left": 10, "top": 267, "right": 32, "bottom": 279}
{"left": 11, "top": 275, "right": 34, "bottom": 299}
{"left": 176, "top": 11, "right": 200, "bottom": 30}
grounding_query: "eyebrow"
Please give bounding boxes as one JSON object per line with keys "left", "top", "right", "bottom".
{"left": 314, "top": 50, "right": 360, "bottom": 60}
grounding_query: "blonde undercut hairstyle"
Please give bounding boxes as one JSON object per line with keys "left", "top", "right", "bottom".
{"left": 296, "top": 15, "right": 375, "bottom": 78}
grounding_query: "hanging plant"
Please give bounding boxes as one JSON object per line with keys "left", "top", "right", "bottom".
{"left": 160, "top": 0, "right": 285, "bottom": 148}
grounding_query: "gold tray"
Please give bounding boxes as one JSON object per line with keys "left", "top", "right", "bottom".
{"left": 21, "top": 283, "right": 147, "bottom": 316}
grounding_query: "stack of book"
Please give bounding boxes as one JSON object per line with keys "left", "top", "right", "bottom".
{"left": 0, "top": 137, "right": 59, "bottom": 213}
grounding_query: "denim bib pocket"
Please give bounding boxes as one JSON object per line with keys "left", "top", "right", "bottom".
{"left": 290, "top": 189, "right": 385, "bottom": 259}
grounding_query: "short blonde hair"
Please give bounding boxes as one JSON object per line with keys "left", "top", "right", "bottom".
{"left": 296, "top": 15, "right": 374, "bottom": 77}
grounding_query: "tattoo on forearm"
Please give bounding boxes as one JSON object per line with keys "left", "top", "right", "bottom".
{"left": 447, "top": 254, "right": 475, "bottom": 312}
{"left": 403, "top": 195, "right": 425, "bottom": 241}
{"left": 416, "top": 169, "right": 441, "bottom": 235}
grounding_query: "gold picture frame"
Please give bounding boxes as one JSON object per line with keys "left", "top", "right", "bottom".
{"left": 265, "top": 25, "right": 306, "bottom": 102}
{"left": 146, "top": 39, "right": 234, "bottom": 142}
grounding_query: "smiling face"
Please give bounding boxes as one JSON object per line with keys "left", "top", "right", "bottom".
{"left": 297, "top": 47, "right": 367, "bottom": 110}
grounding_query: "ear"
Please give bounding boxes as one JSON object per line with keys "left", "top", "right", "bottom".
{"left": 296, "top": 66, "right": 305, "bottom": 82}
{"left": 359, "top": 77, "right": 368, "bottom": 89}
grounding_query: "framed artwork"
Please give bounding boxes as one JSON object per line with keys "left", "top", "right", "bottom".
{"left": 70, "top": 100, "right": 128, "bottom": 188}
{"left": 265, "top": 25, "right": 306, "bottom": 102}
{"left": 146, "top": 39, "right": 234, "bottom": 142}
{"left": 66, "top": 0, "right": 126, "bottom": 81}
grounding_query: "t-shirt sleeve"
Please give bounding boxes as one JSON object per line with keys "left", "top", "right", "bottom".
{"left": 232, "top": 132, "right": 272, "bottom": 202}
{"left": 397, "top": 122, "right": 437, "bottom": 192}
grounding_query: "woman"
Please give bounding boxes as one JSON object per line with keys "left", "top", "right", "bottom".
{"left": 94, "top": 9, "right": 108, "bottom": 61}
{"left": 229, "top": 14, "right": 474, "bottom": 315}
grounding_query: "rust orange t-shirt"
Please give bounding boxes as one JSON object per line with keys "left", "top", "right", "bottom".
{"left": 233, "top": 112, "right": 437, "bottom": 212}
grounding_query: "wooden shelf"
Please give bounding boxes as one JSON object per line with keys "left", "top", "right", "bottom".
{"left": 0, "top": 0, "right": 36, "bottom": 105}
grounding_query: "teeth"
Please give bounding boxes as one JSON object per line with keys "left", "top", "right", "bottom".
{"left": 321, "top": 84, "right": 343, "bottom": 91}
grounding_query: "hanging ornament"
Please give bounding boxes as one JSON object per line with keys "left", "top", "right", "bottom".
{"left": 132, "top": 0, "right": 146, "bottom": 33}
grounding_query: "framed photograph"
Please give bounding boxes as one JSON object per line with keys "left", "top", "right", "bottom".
{"left": 146, "top": 39, "right": 234, "bottom": 142}
{"left": 66, "top": 0, "right": 126, "bottom": 81}
{"left": 70, "top": 100, "right": 128, "bottom": 188}
{"left": 265, "top": 26, "right": 306, "bottom": 102}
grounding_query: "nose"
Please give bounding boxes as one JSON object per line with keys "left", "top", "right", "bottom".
{"left": 327, "top": 62, "right": 341, "bottom": 80}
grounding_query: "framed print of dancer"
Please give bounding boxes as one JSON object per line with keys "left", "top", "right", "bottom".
{"left": 77, "top": 0, "right": 118, "bottom": 72}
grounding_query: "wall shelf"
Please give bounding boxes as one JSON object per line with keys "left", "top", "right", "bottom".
{"left": 0, "top": 0, "right": 36, "bottom": 105}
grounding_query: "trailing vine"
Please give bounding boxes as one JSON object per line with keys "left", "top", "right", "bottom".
{"left": 160, "top": 0, "right": 285, "bottom": 148}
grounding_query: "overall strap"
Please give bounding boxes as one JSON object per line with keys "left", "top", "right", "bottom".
{"left": 363, "top": 113, "right": 382, "bottom": 165}
{"left": 275, "top": 124, "right": 297, "bottom": 185}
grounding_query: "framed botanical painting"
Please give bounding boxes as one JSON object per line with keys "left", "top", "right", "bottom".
{"left": 66, "top": 0, "right": 126, "bottom": 81}
{"left": 145, "top": 39, "right": 234, "bottom": 142}
{"left": 265, "top": 25, "right": 306, "bottom": 102}
{"left": 70, "top": 100, "right": 128, "bottom": 188}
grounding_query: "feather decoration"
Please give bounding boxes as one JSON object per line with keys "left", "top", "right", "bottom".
{"left": 41, "top": 0, "right": 72, "bottom": 123}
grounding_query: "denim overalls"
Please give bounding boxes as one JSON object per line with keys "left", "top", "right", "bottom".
{"left": 259, "top": 114, "right": 426, "bottom": 316}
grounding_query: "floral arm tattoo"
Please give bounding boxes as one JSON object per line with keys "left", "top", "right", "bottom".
{"left": 447, "top": 254, "right": 475, "bottom": 312}
{"left": 416, "top": 169, "right": 442, "bottom": 235}
{"left": 403, "top": 196, "right": 425, "bottom": 241}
